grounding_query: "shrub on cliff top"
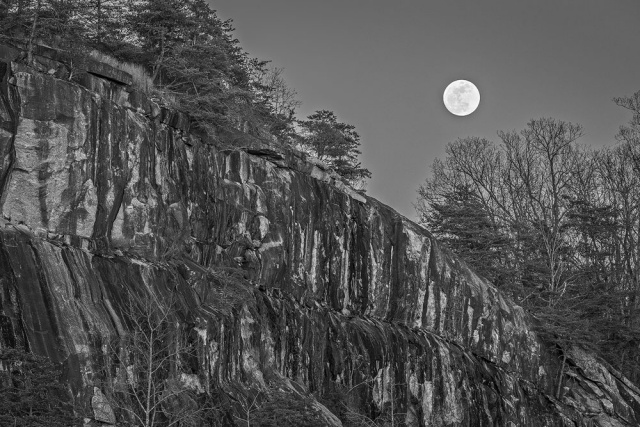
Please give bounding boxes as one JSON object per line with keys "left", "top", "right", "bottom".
{"left": 1, "top": 0, "right": 370, "bottom": 185}
{"left": 0, "top": 1, "right": 274, "bottom": 134}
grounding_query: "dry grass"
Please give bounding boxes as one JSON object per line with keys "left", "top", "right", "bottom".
{"left": 87, "top": 49, "right": 154, "bottom": 93}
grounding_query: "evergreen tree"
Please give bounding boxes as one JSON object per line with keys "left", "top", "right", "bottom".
{"left": 0, "top": 0, "right": 373, "bottom": 186}
{"left": 298, "top": 110, "right": 371, "bottom": 187}
{"left": 422, "top": 185, "right": 514, "bottom": 289}
{"left": 82, "top": 0, "right": 132, "bottom": 52}
{"left": 0, "top": 0, "right": 84, "bottom": 62}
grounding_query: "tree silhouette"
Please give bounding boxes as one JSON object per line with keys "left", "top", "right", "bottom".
{"left": 298, "top": 110, "right": 371, "bottom": 188}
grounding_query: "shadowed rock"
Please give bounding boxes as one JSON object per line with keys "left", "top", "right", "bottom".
{"left": 0, "top": 47, "right": 638, "bottom": 426}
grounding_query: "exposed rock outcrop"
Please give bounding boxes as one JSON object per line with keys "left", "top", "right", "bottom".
{"left": 0, "top": 47, "right": 638, "bottom": 425}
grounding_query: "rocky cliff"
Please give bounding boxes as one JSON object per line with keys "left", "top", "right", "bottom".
{"left": 0, "top": 46, "right": 639, "bottom": 426}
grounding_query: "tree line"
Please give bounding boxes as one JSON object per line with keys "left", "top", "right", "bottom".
{"left": 416, "top": 92, "right": 640, "bottom": 384}
{"left": 0, "top": 0, "right": 370, "bottom": 187}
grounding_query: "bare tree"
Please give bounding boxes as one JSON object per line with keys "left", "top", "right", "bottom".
{"left": 232, "top": 389, "right": 263, "bottom": 427}
{"left": 500, "top": 118, "right": 584, "bottom": 299}
{"left": 105, "top": 290, "right": 213, "bottom": 427}
{"left": 261, "top": 66, "right": 301, "bottom": 119}
{"left": 418, "top": 118, "right": 585, "bottom": 302}
{"left": 325, "top": 373, "right": 408, "bottom": 427}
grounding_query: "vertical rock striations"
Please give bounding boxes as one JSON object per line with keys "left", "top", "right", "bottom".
{"left": 0, "top": 49, "right": 638, "bottom": 425}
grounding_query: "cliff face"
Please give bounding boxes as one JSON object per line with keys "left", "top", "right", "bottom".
{"left": 0, "top": 48, "right": 639, "bottom": 426}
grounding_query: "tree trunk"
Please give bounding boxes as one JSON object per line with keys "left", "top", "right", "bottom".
{"left": 26, "top": 0, "right": 41, "bottom": 66}
{"left": 96, "top": 0, "right": 102, "bottom": 43}
{"left": 555, "top": 352, "right": 567, "bottom": 399}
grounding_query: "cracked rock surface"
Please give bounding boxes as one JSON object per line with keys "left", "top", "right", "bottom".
{"left": 0, "top": 51, "right": 639, "bottom": 425}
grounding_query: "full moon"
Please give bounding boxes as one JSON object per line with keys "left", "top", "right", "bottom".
{"left": 443, "top": 80, "right": 480, "bottom": 116}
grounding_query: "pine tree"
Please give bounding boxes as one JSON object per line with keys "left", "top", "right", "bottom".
{"left": 422, "top": 185, "right": 517, "bottom": 291}
{"left": 298, "top": 110, "right": 371, "bottom": 187}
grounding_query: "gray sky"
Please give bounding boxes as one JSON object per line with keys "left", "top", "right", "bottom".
{"left": 210, "top": 0, "right": 640, "bottom": 220}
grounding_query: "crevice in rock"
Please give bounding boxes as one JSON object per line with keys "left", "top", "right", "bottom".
{"left": 0, "top": 61, "right": 18, "bottom": 212}
{"left": 1, "top": 47, "right": 638, "bottom": 426}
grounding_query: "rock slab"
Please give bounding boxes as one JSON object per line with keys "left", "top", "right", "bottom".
{"left": 0, "top": 51, "right": 639, "bottom": 426}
